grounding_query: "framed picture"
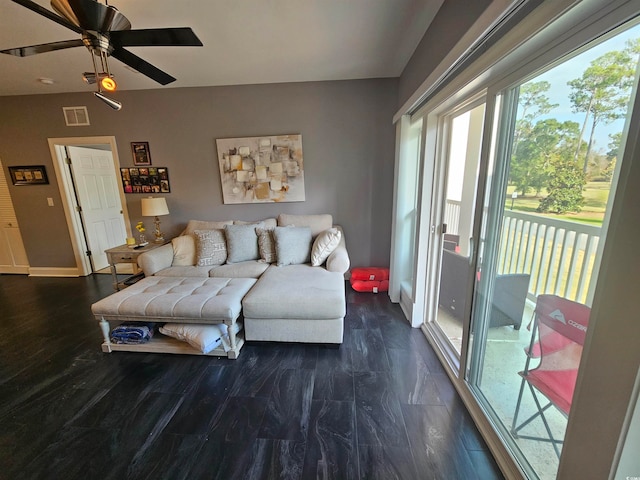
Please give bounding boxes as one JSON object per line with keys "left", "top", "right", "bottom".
{"left": 8, "top": 165, "right": 49, "bottom": 185}
{"left": 120, "top": 167, "right": 170, "bottom": 193}
{"left": 131, "top": 141, "right": 152, "bottom": 166}
{"left": 215, "top": 134, "right": 305, "bottom": 204}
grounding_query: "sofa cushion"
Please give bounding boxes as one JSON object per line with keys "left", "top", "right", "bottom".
{"left": 242, "top": 264, "right": 345, "bottom": 320}
{"left": 184, "top": 219, "right": 233, "bottom": 236}
{"left": 194, "top": 229, "right": 227, "bottom": 266}
{"left": 277, "top": 214, "right": 333, "bottom": 237}
{"left": 171, "top": 235, "right": 196, "bottom": 266}
{"left": 209, "top": 260, "right": 269, "bottom": 279}
{"left": 311, "top": 228, "right": 341, "bottom": 267}
{"left": 273, "top": 226, "right": 312, "bottom": 266}
{"left": 224, "top": 223, "right": 261, "bottom": 263}
{"left": 234, "top": 218, "right": 277, "bottom": 229}
{"left": 154, "top": 265, "right": 212, "bottom": 277}
{"left": 256, "top": 227, "right": 277, "bottom": 263}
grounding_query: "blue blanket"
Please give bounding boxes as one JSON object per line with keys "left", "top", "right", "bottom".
{"left": 110, "top": 323, "right": 155, "bottom": 344}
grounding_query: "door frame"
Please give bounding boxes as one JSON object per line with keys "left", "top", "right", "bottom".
{"left": 48, "top": 136, "right": 131, "bottom": 276}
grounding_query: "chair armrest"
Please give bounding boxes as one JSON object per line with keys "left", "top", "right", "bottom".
{"left": 326, "top": 225, "right": 350, "bottom": 274}
{"left": 137, "top": 243, "right": 174, "bottom": 276}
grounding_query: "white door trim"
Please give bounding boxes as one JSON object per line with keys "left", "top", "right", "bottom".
{"left": 48, "top": 136, "right": 132, "bottom": 276}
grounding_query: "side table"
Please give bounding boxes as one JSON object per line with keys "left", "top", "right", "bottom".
{"left": 104, "top": 241, "right": 169, "bottom": 291}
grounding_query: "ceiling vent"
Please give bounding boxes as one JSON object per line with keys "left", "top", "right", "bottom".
{"left": 62, "top": 106, "right": 90, "bottom": 126}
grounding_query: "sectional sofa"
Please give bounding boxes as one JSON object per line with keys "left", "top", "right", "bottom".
{"left": 133, "top": 213, "right": 350, "bottom": 348}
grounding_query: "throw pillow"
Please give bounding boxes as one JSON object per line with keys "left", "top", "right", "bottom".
{"left": 256, "top": 227, "right": 277, "bottom": 263}
{"left": 273, "top": 226, "right": 312, "bottom": 266}
{"left": 311, "top": 227, "right": 341, "bottom": 266}
{"left": 159, "top": 323, "right": 224, "bottom": 353}
{"left": 171, "top": 235, "right": 197, "bottom": 266}
{"left": 193, "top": 229, "right": 227, "bottom": 266}
{"left": 224, "top": 223, "right": 262, "bottom": 263}
{"left": 159, "top": 323, "right": 243, "bottom": 354}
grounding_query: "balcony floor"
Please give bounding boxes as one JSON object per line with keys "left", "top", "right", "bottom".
{"left": 437, "top": 304, "right": 565, "bottom": 480}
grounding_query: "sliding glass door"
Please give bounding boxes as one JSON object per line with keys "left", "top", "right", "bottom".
{"left": 465, "top": 21, "right": 640, "bottom": 479}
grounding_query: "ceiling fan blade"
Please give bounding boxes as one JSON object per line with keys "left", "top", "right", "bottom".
{"left": 51, "top": 0, "right": 131, "bottom": 32}
{"left": 110, "top": 28, "right": 203, "bottom": 48}
{"left": 111, "top": 48, "right": 176, "bottom": 85}
{"left": 1, "top": 39, "right": 84, "bottom": 57}
{"left": 11, "top": 0, "right": 82, "bottom": 34}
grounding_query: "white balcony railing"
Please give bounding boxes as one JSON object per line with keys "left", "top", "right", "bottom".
{"left": 498, "top": 210, "right": 601, "bottom": 305}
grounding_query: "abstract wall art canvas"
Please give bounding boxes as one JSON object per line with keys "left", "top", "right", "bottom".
{"left": 216, "top": 134, "right": 305, "bottom": 204}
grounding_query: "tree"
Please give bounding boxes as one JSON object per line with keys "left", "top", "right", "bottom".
{"left": 537, "top": 157, "right": 586, "bottom": 214}
{"left": 568, "top": 49, "right": 636, "bottom": 173}
{"left": 512, "top": 81, "right": 558, "bottom": 157}
{"left": 510, "top": 119, "right": 579, "bottom": 196}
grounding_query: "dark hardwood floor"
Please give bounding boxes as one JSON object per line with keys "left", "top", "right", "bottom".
{"left": 0, "top": 273, "right": 503, "bottom": 480}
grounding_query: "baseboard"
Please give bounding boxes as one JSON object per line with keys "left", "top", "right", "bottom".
{"left": 399, "top": 284, "right": 413, "bottom": 323}
{"left": 28, "top": 267, "right": 81, "bottom": 277}
{"left": 0, "top": 266, "right": 30, "bottom": 274}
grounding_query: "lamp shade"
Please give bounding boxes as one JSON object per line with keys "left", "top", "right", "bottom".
{"left": 141, "top": 197, "right": 169, "bottom": 217}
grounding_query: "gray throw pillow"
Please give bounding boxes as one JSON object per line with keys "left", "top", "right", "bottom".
{"left": 193, "top": 229, "right": 227, "bottom": 266}
{"left": 224, "top": 223, "right": 262, "bottom": 263}
{"left": 273, "top": 226, "right": 312, "bottom": 266}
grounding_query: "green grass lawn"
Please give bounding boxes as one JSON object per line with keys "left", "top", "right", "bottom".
{"left": 505, "top": 182, "right": 610, "bottom": 226}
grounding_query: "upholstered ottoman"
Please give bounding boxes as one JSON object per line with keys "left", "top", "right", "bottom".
{"left": 242, "top": 264, "right": 346, "bottom": 344}
{"left": 91, "top": 276, "right": 256, "bottom": 358}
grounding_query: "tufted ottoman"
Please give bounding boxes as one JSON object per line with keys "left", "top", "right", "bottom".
{"left": 91, "top": 276, "right": 256, "bottom": 358}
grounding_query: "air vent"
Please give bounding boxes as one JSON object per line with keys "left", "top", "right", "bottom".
{"left": 62, "top": 106, "right": 90, "bottom": 126}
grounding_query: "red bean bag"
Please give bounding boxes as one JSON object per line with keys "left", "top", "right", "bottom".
{"left": 350, "top": 279, "right": 389, "bottom": 293}
{"left": 350, "top": 267, "right": 389, "bottom": 282}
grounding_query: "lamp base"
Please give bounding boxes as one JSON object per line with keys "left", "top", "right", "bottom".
{"left": 153, "top": 216, "right": 164, "bottom": 243}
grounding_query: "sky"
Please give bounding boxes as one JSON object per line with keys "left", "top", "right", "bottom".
{"left": 523, "top": 22, "right": 640, "bottom": 153}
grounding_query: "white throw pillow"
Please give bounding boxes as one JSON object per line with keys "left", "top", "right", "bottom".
{"left": 171, "top": 235, "right": 196, "bottom": 266}
{"left": 311, "top": 228, "right": 341, "bottom": 266}
{"left": 159, "top": 323, "right": 242, "bottom": 353}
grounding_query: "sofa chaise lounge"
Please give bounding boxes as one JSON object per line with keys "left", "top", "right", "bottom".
{"left": 91, "top": 214, "right": 349, "bottom": 357}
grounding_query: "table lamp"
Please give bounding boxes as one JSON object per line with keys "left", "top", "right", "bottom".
{"left": 141, "top": 197, "right": 169, "bottom": 243}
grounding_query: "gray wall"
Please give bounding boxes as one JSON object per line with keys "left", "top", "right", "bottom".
{"left": 398, "top": 0, "right": 492, "bottom": 108}
{"left": 0, "top": 79, "right": 398, "bottom": 270}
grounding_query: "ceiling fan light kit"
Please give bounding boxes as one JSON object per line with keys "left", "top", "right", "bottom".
{"left": 2, "top": 0, "right": 203, "bottom": 110}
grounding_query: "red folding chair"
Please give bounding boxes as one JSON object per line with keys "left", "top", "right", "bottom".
{"left": 511, "top": 294, "right": 591, "bottom": 457}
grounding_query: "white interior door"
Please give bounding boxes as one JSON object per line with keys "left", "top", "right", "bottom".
{"left": 0, "top": 158, "right": 29, "bottom": 274}
{"left": 67, "top": 146, "right": 127, "bottom": 271}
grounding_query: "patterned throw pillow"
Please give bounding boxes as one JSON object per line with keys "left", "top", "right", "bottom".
{"left": 256, "top": 228, "right": 277, "bottom": 263}
{"left": 193, "top": 229, "right": 227, "bottom": 266}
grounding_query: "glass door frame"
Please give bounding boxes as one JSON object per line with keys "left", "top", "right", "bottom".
{"left": 421, "top": 90, "right": 489, "bottom": 377}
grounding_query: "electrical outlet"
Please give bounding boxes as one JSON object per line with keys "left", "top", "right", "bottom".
{"left": 47, "top": 197, "right": 54, "bottom": 207}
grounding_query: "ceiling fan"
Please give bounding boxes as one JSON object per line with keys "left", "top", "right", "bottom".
{"left": 1, "top": 0, "right": 203, "bottom": 110}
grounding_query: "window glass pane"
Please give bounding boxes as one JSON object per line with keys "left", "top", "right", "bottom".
{"left": 468, "top": 21, "right": 640, "bottom": 480}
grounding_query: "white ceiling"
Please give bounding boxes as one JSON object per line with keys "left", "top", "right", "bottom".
{"left": 0, "top": 0, "right": 443, "bottom": 96}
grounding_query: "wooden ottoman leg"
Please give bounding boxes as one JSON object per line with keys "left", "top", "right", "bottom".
{"left": 99, "top": 317, "right": 112, "bottom": 353}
